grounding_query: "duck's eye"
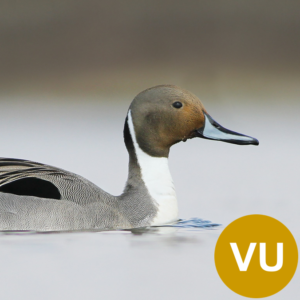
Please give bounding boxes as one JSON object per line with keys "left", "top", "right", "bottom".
{"left": 172, "top": 101, "right": 183, "bottom": 109}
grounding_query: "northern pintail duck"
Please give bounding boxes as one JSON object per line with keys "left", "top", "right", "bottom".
{"left": 0, "top": 85, "right": 258, "bottom": 231}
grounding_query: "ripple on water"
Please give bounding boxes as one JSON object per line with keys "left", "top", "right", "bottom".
{"left": 159, "top": 218, "right": 221, "bottom": 229}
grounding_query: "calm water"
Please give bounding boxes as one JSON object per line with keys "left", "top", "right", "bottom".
{"left": 0, "top": 96, "right": 299, "bottom": 299}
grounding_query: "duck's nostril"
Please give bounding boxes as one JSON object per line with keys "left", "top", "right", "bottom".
{"left": 213, "top": 122, "right": 221, "bottom": 129}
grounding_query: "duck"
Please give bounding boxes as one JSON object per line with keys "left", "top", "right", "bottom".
{"left": 0, "top": 85, "right": 259, "bottom": 231}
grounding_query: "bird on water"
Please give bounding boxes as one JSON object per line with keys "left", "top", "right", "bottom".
{"left": 0, "top": 85, "right": 259, "bottom": 231}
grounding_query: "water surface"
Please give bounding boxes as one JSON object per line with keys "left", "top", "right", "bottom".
{"left": 0, "top": 97, "right": 299, "bottom": 300}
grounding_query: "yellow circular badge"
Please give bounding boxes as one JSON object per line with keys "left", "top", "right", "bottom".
{"left": 214, "top": 215, "right": 298, "bottom": 298}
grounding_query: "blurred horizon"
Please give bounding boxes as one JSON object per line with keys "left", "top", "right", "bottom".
{"left": 0, "top": 3, "right": 299, "bottom": 299}
{"left": 0, "top": 0, "right": 299, "bottom": 99}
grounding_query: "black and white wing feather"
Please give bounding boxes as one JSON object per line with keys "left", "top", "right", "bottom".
{"left": 0, "top": 158, "right": 104, "bottom": 205}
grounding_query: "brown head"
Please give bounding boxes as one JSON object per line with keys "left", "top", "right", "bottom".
{"left": 125, "top": 85, "right": 258, "bottom": 158}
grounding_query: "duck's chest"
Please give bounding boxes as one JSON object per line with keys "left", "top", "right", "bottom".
{"left": 138, "top": 155, "right": 178, "bottom": 225}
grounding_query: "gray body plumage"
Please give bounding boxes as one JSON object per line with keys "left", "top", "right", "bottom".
{"left": 0, "top": 157, "right": 157, "bottom": 231}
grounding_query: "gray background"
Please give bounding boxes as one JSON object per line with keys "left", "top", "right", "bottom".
{"left": 0, "top": 1, "right": 299, "bottom": 299}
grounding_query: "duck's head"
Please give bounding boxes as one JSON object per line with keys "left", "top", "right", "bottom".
{"left": 125, "top": 85, "right": 259, "bottom": 158}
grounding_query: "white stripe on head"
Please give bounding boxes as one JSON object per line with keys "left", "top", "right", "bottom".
{"left": 127, "top": 110, "right": 178, "bottom": 225}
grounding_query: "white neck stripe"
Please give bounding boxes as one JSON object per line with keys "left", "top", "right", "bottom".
{"left": 127, "top": 110, "right": 178, "bottom": 225}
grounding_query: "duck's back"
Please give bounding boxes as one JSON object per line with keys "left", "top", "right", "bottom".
{"left": 0, "top": 158, "right": 117, "bottom": 231}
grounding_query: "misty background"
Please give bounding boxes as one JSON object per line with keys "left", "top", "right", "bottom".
{"left": 0, "top": 0, "right": 299, "bottom": 99}
{"left": 0, "top": 2, "right": 299, "bottom": 300}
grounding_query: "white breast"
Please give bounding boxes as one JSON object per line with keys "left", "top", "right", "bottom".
{"left": 127, "top": 110, "right": 178, "bottom": 225}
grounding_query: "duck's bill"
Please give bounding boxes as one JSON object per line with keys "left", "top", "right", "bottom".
{"left": 196, "top": 113, "right": 259, "bottom": 146}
